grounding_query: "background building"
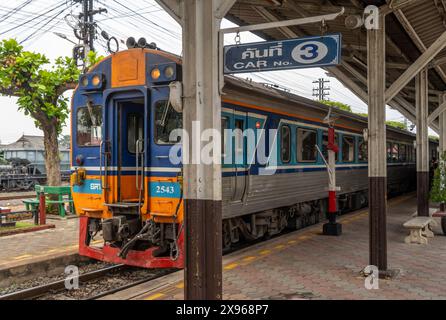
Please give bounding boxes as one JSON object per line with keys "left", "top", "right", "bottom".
{"left": 0, "top": 135, "right": 70, "bottom": 174}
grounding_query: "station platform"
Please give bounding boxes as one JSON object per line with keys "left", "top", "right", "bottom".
{"left": 0, "top": 218, "right": 80, "bottom": 270}
{"left": 104, "top": 194, "right": 446, "bottom": 300}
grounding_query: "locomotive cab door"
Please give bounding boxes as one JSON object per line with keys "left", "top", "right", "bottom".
{"left": 115, "top": 98, "right": 146, "bottom": 205}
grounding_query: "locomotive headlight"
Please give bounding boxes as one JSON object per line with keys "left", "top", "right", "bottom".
{"left": 79, "top": 73, "right": 105, "bottom": 90}
{"left": 92, "top": 75, "right": 102, "bottom": 87}
{"left": 151, "top": 68, "right": 161, "bottom": 80}
{"left": 164, "top": 66, "right": 175, "bottom": 79}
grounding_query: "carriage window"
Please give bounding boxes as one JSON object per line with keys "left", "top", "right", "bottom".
{"left": 342, "top": 136, "right": 355, "bottom": 162}
{"left": 358, "top": 138, "right": 368, "bottom": 162}
{"left": 128, "top": 114, "right": 144, "bottom": 154}
{"left": 297, "top": 128, "right": 317, "bottom": 162}
{"left": 322, "top": 133, "right": 339, "bottom": 161}
{"left": 399, "top": 145, "right": 407, "bottom": 162}
{"left": 77, "top": 105, "right": 103, "bottom": 147}
{"left": 281, "top": 125, "right": 291, "bottom": 163}
{"left": 154, "top": 100, "right": 182, "bottom": 144}
{"left": 392, "top": 143, "right": 399, "bottom": 162}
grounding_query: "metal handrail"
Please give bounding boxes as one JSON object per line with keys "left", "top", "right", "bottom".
{"left": 135, "top": 139, "right": 144, "bottom": 190}
{"left": 99, "top": 140, "right": 104, "bottom": 189}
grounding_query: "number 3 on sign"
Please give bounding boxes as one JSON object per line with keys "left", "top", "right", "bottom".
{"left": 292, "top": 41, "right": 328, "bottom": 64}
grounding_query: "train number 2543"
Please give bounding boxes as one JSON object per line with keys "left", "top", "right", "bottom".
{"left": 155, "top": 185, "right": 175, "bottom": 194}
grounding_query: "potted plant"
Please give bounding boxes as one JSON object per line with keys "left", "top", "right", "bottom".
{"left": 430, "top": 151, "right": 446, "bottom": 235}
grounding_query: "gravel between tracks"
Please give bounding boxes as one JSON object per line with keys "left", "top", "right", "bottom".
{"left": 39, "top": 267, "right": 173, "bottom": 300}
{"left": 0, "top": 261, "right": 112, "bottom": 296}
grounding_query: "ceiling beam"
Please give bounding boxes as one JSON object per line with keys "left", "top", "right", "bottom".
{"left": 392, "top": 7, "right": 446, "bottom": 84}
{"left": 215, "top": 0, "right": 237, "bottom": 19}
{"left": 385, "top": 29, "right": 446, "bottom": 103}
{"left": 428, "top": 100, "right": 446, "bottom": 124}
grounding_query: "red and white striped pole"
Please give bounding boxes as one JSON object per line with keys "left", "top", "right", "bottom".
{"left": 323, "top": 126, "right": 342, "bottom": 236}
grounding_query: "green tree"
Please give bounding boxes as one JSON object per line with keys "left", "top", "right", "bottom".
{"left": 386, "top": 120, "right": 407, "bottom": 131}
{"left": 320, "top": 100, "right": 352, "bottom": 113}
{"left": 430, "top": 151, "right": 446, "bottom": 204}
{"left": 0, "top": 39, "right": 100, "bottom": 185}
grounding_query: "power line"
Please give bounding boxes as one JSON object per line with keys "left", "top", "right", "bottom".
{"left": 0, "top": 0, "right": 33, "bottom": 22}
{"left": 0, "top": 1, "right": 67, "bottom": 36}
{"left": 20, "top": 6, "right": 69, "bottom": 44}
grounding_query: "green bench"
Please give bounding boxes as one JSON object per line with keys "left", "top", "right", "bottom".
{"left": 23, "top": 185, "right": 74, "bottom": 218}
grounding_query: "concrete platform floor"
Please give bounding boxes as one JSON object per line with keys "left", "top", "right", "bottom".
{"left": 0, "top": 218, "right": 80, "bottom": 270}
{"left": 108, "top": 194, "right": 446, "bottom": 300}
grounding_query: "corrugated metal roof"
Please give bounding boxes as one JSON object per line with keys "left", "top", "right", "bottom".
{"left": 225, "top": 0, "right": 446, "bottom": 131}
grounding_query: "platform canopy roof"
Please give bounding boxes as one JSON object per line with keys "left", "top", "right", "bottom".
{"left": 224, "top": 0, "right": 446, "bottom": 133}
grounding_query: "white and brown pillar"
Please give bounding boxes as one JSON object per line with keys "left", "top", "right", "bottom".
{"left": 181, "top": 0, "right": 235, "bottom": 300}
{"left": 416, "top": 69, "right": 429, "bottom": 217}
{"left": 367, "top": 14, "right": 387, "bottom": 271}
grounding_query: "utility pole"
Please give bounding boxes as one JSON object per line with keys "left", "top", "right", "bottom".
{"left": 71, "top": 0, "right": 106, "bottom": 66}
{"left": 312, "top": 78, "right": 331, "bottom": 101}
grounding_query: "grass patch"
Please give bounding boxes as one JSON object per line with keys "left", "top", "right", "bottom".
{"left": 0, "top": 221, "right": 36, "bottom": 233}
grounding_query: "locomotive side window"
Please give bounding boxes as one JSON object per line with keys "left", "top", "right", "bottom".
{"left": 281, "top": 125, "right": 291, "bottom": 163}
{"left": 127, "top": 114, "right": 144, "bottom": 154}
{"left": 358, "top": 138, "right": 368, "bottom": 162}
{"left": 154, "top": 100, "right": 182, "bottom": 144}
{"left": 322, "top": 132, "right": 339, "bottom": 161}
{"left": 297, "top": 128, "right": 317, "bottom": 162}
{"left": 342, "top": 136, "right": 355, "bottom": 163}
{"left": 76, "top": 105, "right": 103, "bottom": 147}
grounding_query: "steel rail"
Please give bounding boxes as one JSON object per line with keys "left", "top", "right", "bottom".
{"left": 0, "top": 264, "right": 126, "bottom": 300}
{"left": 87, "top": 270, "right": 174, "bottom": 300}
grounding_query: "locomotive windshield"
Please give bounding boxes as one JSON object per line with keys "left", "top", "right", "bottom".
{"left": 77, "top": 105, "right": 103, "bottom": 146}
{"left": 154, "top": 100, "right": 182, "bottom": 144}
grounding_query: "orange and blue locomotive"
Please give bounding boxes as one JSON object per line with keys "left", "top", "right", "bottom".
{"left": 71, "top": 40, "right": 430, "bottom": 269}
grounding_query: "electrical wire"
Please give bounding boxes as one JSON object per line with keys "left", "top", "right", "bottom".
{"left": 20, "top": 6, "right": 69, "bottom": 44}
{"left": 0, "top": 1, "right": 67, "bottom": 36}
{"left": 0, "top": 0, "right": 33, "bottom": 22}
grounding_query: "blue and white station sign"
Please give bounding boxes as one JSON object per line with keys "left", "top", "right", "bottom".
{"left": 224, "top": 33, "right": 342, "bottom": 74}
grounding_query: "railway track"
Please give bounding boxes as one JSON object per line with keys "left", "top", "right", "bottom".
{"left": 0, "top": 264, "right": 172, "bottom": 300}
{"left": 0, "top": 192, "right": 35, "bottom": 201}
{"left": 0, "top": 265, "right": 125, "bottom": 300}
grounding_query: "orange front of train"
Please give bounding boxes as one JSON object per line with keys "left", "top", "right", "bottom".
{"left": 71, "top": 45, "right": 185, "bottom": 269}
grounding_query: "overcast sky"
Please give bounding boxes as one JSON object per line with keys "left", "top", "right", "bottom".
{"left": 0, "top": 0, "right": 411, "bottom": 144}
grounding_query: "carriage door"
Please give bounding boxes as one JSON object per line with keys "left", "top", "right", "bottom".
{"left": 116, "top": 99, "right": 145, "bottom": 204}
{"left": 232, "top": 112, "right": 248, "bottom": 202}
